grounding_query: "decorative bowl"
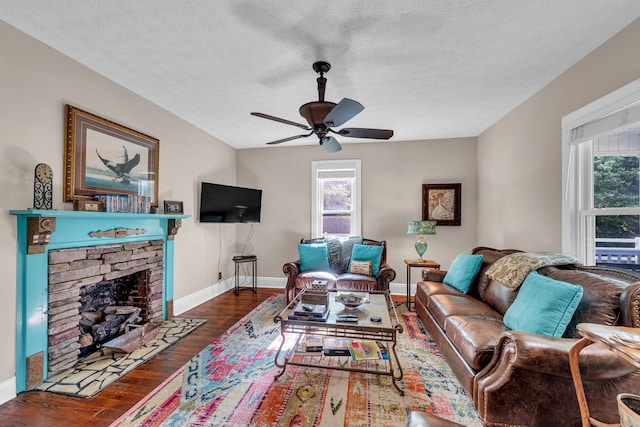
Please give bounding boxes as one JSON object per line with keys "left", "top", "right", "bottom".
{"left": 335, "top": 293, "right": 366, "bottom": 309}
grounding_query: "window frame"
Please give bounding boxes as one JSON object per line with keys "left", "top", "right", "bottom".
{"left": 311, "top": 159, "right": 361, "bottom": 238}
{"left": 562, "top": 79, "right": 640, "bottom": 263}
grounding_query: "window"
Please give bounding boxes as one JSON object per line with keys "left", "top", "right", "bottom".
{"left": 562, "top": 80, "right": 640, "bottom": 267}
{"left": 311, "top": 160, "right": 361, "bottom": 238}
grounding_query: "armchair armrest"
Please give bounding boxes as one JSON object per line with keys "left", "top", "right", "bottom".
{"left": 283, "top": 260, "right": 301, "bottom": 303}
{"left": 376, "top": 262, "right": 396, "bottom": 292}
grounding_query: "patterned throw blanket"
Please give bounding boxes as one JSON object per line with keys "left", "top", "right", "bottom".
{"left": 486, "top": 252, "right": 581, "bottom": 290}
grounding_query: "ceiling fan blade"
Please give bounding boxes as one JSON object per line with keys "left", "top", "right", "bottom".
{"left": 323, "top": 98, "right": 364, "bottom": 127}
{"left": 251, "top": 112, "right": 311, "bottom": 130}
{"left": 338, "top": 128, "right": 394, "bottom": 140}
{"left": 266, "top": 133, "right": 312, "bottom": 145}
{"left": 321, "top": 136, "right": 342, "bottom": 153}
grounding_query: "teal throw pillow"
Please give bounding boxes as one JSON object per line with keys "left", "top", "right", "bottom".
{"left": 443, "top": 253, "right": 484, "bottom": 293}
{"left": 503, "top": 272, "right": 583, "bottom": 337}
{"left": 298, "top": 243, "right": 330, "bottom": 272}
{"left": 350, "top": 244, "right": 384, "bottom": 276}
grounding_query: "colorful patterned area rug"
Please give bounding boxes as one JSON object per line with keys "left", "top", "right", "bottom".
{"left": 110, "top": 295, "right": 481, "bottom": 426}
{"left": 38, "top": 317, "right": 206, "bottom": 398}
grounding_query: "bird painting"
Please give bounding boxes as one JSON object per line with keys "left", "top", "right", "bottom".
{"left": 95, "top": 146, "right": 140, "bottom": 184}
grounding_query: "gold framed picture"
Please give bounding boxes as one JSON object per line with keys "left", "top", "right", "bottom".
{"left": 63, "top": 105, "right": 159, "bottom": 207}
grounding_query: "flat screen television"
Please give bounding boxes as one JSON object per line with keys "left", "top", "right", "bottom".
{"left": 199, "top": 182, "right": 262, "bottom": 223}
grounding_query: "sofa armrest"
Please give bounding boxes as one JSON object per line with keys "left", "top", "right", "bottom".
{"left": 422, "top": 269, "right": 447, "bottom": 282}
{"left": 621, "top": 282, "right": 640, "bottom": 327}
{"left": 474, "top": 330, "right": 640, "bottom": 425}
{"left": 376, "top": 262, "right": 396, "bottom": 292}
{"left": 479, "top": 330, "right": 639, "bottom": 381}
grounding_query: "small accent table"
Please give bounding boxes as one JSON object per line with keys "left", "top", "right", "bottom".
{"left": 569, "top": 323, "right": 640, "bottom": 427}
{"left": 404, "top": 259, "right": 440, "bottom": 311}
{"left": 232, "top": 256, "right": 257, "bottom": 295}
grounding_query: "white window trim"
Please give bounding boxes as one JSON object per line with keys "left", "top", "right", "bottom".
{"left": 311, "top": 159, "right": 362, "bottom": 238}
{"left": 562, "top": 79, "right": 640, "bottom": 262}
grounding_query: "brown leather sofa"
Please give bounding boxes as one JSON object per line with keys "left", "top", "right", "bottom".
{"left": 283, "top": 237, "right": 396, "bottom": 303}
{"left": 415, "top": 246, "right": 640, "bottom": 427}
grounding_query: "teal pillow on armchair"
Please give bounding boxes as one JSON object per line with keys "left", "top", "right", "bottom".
{"left": 349, "top": 244, "right": 384, "bottom": 276}
{"left": 298, "top": 243, "right": 330, "bottom": 272}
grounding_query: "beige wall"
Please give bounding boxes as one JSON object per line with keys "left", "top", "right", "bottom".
{"left": 478, "top": 17, "right": 640, "bottom": 251}
{"left": 236, "top": 137, "right": 478, "bottom": 282}
{"left": 0, "top": 22, "right": 237, "bottom": 385}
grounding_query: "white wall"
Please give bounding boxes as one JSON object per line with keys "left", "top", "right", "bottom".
{"left": 236, "top": 137, "right": 478, "bottom": 284}
{"left": 0, "top": 21, "right": 237, "bottom": 388}
{"left": 478, "top": 17, "right": 640, "bottom": 251}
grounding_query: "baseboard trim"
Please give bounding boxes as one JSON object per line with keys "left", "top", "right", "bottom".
{"left": 0, "top": 376, "right": 16, "bottom": 405}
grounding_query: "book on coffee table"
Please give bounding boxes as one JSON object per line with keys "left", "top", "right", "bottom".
{"left": 323, "top": 338, "right": 352, "bottom": 356}
{"left": 348, "top": 340, "right": 381, "bottom": 360}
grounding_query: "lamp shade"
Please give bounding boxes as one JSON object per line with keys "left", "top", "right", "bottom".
{"left": 407, "top": 220, "right": 437, "bottom": 235}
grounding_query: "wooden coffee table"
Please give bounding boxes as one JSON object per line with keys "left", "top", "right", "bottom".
{"left": 274, "top": 289, "right": 405, "bottom": 395}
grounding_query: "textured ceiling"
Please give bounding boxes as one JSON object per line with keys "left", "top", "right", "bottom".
{"left": 2, "top": 1, "right": 640, "bottom": 149}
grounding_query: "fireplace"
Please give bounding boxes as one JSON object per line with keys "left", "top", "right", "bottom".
{"left": 47, "top": 241, "right": 164, "bottom": 376}
{"left": 10, "top": 210, "right": 187, "bottom": 393}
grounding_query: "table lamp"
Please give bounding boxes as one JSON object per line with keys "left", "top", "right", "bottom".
{"left": 407, "top": 220, "right": 437, "bottom": 260}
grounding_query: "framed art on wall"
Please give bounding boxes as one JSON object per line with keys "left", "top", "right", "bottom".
{"left": 63, "top": 105, "right": 159, "bottom": 206}
{"left": 422, "top": 183, "right": 461, "bottom": 226}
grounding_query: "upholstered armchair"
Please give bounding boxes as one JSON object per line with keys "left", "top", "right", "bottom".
{"left": 283, "top": 237, "right": 396, "bottom": 303}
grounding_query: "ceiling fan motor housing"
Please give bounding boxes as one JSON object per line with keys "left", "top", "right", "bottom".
{"left": 299, "top": 102, "right": 336, "bottom": 128}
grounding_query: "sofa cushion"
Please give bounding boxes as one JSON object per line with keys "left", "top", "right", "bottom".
{"left": 429, "top": 294, "right": 503, "bottom": 330}
{"left": 445, "top": 315, "right": 509, "bottom": 371}
{"left": 443, "top": 253, "right": 484, "bottom": 293}
{"left": 298, "top": 243, "right": 330, "bottom": 272}
{"left": 350, "top": 244, "right": 383, "bottom": 276}
{"left": 335, "top": 273, "right": 377, "bottom": 291}
{"left": 416, "top": 281, "right": 462, "bottom": 309}
{"left": 503, "top": 271, "right": 583, "bottom": 337}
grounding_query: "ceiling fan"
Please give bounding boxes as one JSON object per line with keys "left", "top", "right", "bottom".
{"left": 251, "top": 61, "right": 393, "bottom": 153}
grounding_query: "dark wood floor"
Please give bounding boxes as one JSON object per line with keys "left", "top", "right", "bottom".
{"left": 0, "top": 288, "right": 279, "bottom": 427}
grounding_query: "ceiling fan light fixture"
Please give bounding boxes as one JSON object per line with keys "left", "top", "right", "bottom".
{"left": 322, "top": 136, "right": 342, "bottom": 153}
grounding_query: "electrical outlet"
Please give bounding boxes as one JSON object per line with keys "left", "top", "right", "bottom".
{"left": 218, "top": 272, "right": 222, "bottom": 280}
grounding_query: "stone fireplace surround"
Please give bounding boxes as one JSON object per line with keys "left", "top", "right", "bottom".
{"left": 47, "top": 240, "right": 164, "bottom": 376}
{"left": 10, "top": 210, "right": 188, "bottom": 393}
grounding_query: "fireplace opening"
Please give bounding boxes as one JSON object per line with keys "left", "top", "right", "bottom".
{"left": 78, "top": 270, "right": 150, "bottom": 357}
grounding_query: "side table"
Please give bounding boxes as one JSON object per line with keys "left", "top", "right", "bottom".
{"left": 232, "top": 256, "right": 257, "bottom": 295}
{"left": 569, "top": 323, "right": 640, "bottom": 427}
{"left": 404, "top": 259, "right": 440, "bottom": 310}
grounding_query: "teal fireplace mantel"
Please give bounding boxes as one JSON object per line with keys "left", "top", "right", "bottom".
{"left": 10, "top": 209, "right": 190, "bottom": 393}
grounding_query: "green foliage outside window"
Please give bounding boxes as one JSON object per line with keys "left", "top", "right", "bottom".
{"left": 593, "top": 155, "right": 640, "bottom": 243}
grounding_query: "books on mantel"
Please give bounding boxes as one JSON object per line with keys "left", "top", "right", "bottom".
{"left": 288, "top": 303, "right": 329, "bottom": 322}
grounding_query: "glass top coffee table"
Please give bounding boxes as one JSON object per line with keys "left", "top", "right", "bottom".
{"left": 274, "top": 289, "right": 405, "bottom": 395}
